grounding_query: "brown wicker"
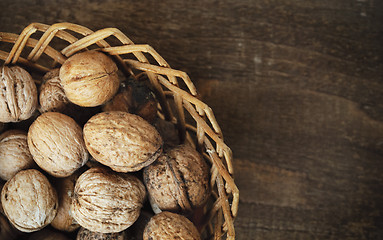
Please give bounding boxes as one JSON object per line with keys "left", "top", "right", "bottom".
{"left": 0, "top": 22, "right": 239, "bottom": 240}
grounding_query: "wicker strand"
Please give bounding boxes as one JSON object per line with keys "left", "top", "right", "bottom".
{"left": 27, "top": 22, "right": 90, "bottom": 61}
{"left": 5, "top": 23, "right": 41, "bottom": 64}
{"left": 214, "top": 209, "right": 224, "bottom": 240}
{"left": 0, "top": 32, "right": 66, "bottom": 65}
{"left": 216, "top": 175, "right": 235, "bottom": 240}
{"left": 0, "top": 22, "right": 238, "bottom": 239}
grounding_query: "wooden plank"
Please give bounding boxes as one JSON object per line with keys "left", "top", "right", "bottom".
{"left": 202, "top": 84, "right": 383, "bottom": 239}
{"left": 234, "top": 159, "right": 383, "bottom": 240}
{"left": 0, "top": 0, "right": 382, "bottom": 239}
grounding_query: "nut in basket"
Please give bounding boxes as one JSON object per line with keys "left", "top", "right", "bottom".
{"left": 0, "top": 22, "right": 238, "bottom": 240}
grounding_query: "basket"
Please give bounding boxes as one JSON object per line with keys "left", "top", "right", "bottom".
{"left": 0, "top": 22, "right": 239, "bottom": 240}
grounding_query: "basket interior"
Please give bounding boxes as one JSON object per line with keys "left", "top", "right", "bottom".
{"left": 0, "top": 22, "right": 238, "bottom": 240}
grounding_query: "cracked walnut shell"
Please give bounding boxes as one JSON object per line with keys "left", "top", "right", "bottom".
{"left": 59, "top": 50, "right": 120, "bottom": 107}
{"left": 27, "top": 112, "right": 89, "bottom": 177}
{"left": 0, "top": 65, "right": 38, "bottom": 122}
{"left": 144, "top": 144, "right": 210, "bottom": 213}
{"left": 0, "top": 130, "right": 35, "bottom": 181}
{"left": 72, "top": 167, "right": 146, "bottom": 233}
{"left": 83, "top": 111, "right": 163, "bottom": 172}
{"left": 143, "top": 211, "right": 200, "bottom": 240}
{"left": 1, "top": 169, "right": 58, "bottom": 232}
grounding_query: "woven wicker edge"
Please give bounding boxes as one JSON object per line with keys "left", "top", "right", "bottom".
{"left": 0, "top": 22, "right": 239, "bottom": 240}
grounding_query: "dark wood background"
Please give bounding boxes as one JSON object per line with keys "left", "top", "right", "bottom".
{"left": 1, "top": 0, "right": 383, "bottom": 239}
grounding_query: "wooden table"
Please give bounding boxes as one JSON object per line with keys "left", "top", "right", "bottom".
{"left": 1, "top": 0, "right": 382, "bottom": 239}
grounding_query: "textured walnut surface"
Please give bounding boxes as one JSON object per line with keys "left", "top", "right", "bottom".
{"left": 83, "top": 111, "right": 163, "bottom": 172}
{"left": 76, "top": 227, "right": 129, "bottom": 240}
{"left": 0, "top": 130, "right": 35, "bottom": 180}
{"left": 59, "top": 50, "right": 119, "bottom": 107}
{"left": 27, "top": 112, "right": 89, "bottom": 177}
{"left": 72, "top": 167, "right": 146, "bottom": 233}
{"left": 0, "top": 65, "right": 37, "bottom": 122}
{"left": 1, "top": 169, "right": 58, "bottom": 232}
{"left": 143, "top": 211, "right": 200, "bottom": 240}
{"left": 39, "top": 68, "right": 69, "bottom": 113}
{"left": 144, "top": 144, "right": 210, "bottom": 213}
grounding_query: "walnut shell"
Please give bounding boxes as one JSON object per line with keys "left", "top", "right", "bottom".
{"left": 144, "top": 144, "right": 210, "bottom": 213}
{"left": 136, "top": 99, "right": 157, "bottom": 123}
{"left": 51, "top": 169, "right": 84, "bottom": 232}
{"left": 27, "top": 112, "right": 89, "bottom": 177}
{"left": 143, "top": 211, "right": 200, "bottom": 240}
{"left": 83, "top": 111, "right": 163, "bottom": 172}
{"left": 0, "top": 130, "right": 35, "bottom": 180}
{"left": 102, "top": 83, "right": 133, "bottom": 113}
{"left": 0, "top": 65, "right": 38, "bottom": 122}
{"left": 39, "top": 68, "right": 69, "bottom": 113}
{"left": 1, "top": 169, "right": 58, "bottom": 232}
{"left": 28, "top": 228, "right": 72, "bottom": 240}
{"left": 72, "top": 167, "right": 146, "bottom": 233}
{"left": 103, "top": 79, "right": 158, "bottom": 123}
{"left": 76, "top": 227, "right": 129, "bottom": 240}
{"left": 153, "top": 118, "right": 180, "bottom": 148}
{"left": 59, "top": 51, "right": 120, "bottom": 107}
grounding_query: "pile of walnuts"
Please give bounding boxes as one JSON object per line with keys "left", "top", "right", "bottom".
{"left": 0, "top": 50, "right": 211, "bottom": 240}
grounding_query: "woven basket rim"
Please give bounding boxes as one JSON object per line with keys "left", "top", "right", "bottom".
{"left": 0, "top": 22, "right": 239, "bottom": 240}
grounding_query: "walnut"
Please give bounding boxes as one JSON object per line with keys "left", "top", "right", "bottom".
{"left": 83, "top": 111, "right": 163, "bottom": 172}
{"left": 59, "top": 51, "right": 120, "bottom": 107}
{"left": 0, "top": 130, "right": 35, "bottom": 180}
{"left": 102, "top": 79, "right": 158, "bottom": 123}
{"left": 1, "top": 169, "right": 58, "bottom": 232}
{"left": 153, "top": 118, "right": 180, "bottom": 148}
{"left": 144, "top": 144, "right": 210, "bottom": 213}
{"left": 39, "top": 68, "right": 69, "bottom": 113}
{"left": 51, "top": 169, "right": 84, "bottom": 232}
{"left": 28, "top": 228, "right": 71, "bottom": 240}
{"left": 136, "top": 98, "right": 157, "bottom": 123}
{"left": 76, "top": 227, "right": 129, "bottom": 240}
{"left": 130, "top": 78, "right": 157, "bottom": 123}
{"left": 72, "top": 167, "right": 146, "bottom": 233}
{"left": 0, "top": 65, "right": 38, "bottom": 122}
{"left": 102, "top": 83, "right": 133, "bottom": 113}
{"left": 143, "top": 211, "right": 200, "bottom": 240}
{"left": 27, "top": 112, "right": 89, "bottom": 177}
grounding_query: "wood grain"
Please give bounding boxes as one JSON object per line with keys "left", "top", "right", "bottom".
{"left": 0, "top": 0, "right": 382, "bottom": 239}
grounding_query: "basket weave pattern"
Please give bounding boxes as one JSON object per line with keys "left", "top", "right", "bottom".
{"left": 0, "top": 22, "right": 239, "bottom": 240}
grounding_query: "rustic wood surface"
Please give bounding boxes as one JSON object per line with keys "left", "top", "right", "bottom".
{"left": 1, "top": 0, "right": 383, "bottom": 239}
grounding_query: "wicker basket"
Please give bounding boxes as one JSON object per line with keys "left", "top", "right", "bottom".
{"left": 0, "top": 22, "right": 239, "bottom": 240}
